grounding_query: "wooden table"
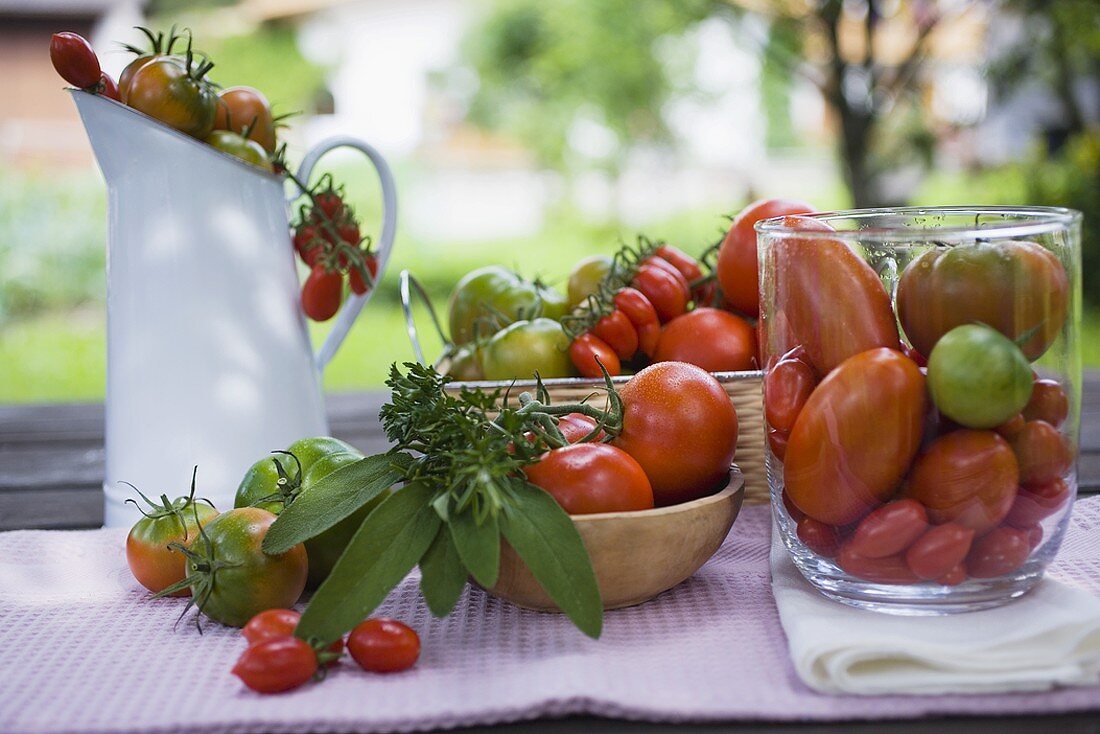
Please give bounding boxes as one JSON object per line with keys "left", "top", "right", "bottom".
{"left": 3, "top": 378, "right": 1099, "bottom": 733}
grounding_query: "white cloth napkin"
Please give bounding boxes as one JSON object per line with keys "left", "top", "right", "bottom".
{"left": 771, "top": 518, "right": 1100, "bottom": 695}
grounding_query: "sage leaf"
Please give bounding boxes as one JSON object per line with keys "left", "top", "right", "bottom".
{"left": 263, "top": 452, "right": 413, "bottom": 555}
{"left": 419, "top": 525, "right": 468, "bottom": 617}
{"left": 500, "top": 479, "right": 603, "bottom": 638}
{"left": 449, "top": 506, "right": 501, "bottom": 588}
{"left": 296, "top": 482, "right": 440, "bottom": 645}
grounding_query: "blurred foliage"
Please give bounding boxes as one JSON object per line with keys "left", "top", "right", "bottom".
{"left": 760, "top": 17, "right": 800, "bottom": 150}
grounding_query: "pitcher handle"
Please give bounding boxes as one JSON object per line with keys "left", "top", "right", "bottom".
{"left": 292, "top": 136, "right": 398, "bottom": 371}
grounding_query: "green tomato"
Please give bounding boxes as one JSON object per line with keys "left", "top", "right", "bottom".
{"left": 447, "top": 266, "right": 542, "bottom": 345}
{"left": 286, "top": 436, "right": 362, "bottom": 476}
{"left": 567, "top": 255, "right": 613, "bottom": 308}
{"left": 536, "top": 283, "right": 570, "bottom": 321}
{"left": 234, "top": 454, "right": 298, "bottom": 513}
{"left": 445, "top": 344, "right": 484, "bottom": 381}
{"left": 481, "top": 317, "right": 576, "bottom": 381}
{"left": 205, "top": 130, "right": 274, "bottom": 171}
{"left": 927, "top": 323, "right": 1033, "bottom": 429}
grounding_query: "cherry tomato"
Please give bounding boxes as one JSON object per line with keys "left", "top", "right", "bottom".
{"left": 50, "top": 32, "right": 101, "bottom": 88}
{"left": 348, "top": 619, "right": 421, "bottom": 673}
{"left": 1004, "top": 478, "right": 1071, "bottom": 528}
{"left": 717, "top": 198, "right": 814, "bottom": 318}
{"left": 836, "top": 547, "right": 919, "bottom": 585}
{"left": 1009, "top": 420, "right": 1072, "bottom": 487}
{"left": 567, "top": 255, "right": 613, "bottom": 308}
{"left": 643, "top": 255, "right": 692, "bottom": 291}
{"left": 654, "top": 308, "right": 757, "bottom": 372}
{"left": 592, "top": 309, "right": 639, "bottom": 360}
{"left": 232, "top": 636, "right": 317, "bottom": 694}
{"left": 636, "top": 322, "right": 661, "bottom": 359}
{"left": 241, "top": 609, "right": 344, "bottom": 662}
{"left": 525, "top": 443, "right": 654, "bottom": 514}
{"left": 966, "top": 526, "right": 1031, "bottom": 578}
{"left": 784, "top": 348, "right": 925, "bottom": 526}
{"left": 126, "top": 56, "right": 218, "bottom": 139}
{"left": 897, "top": 240, "right": 1069, "bottom": 361}
{"left": 482, "top": 318, "right": 575, "bottom": 380}
{"left": 632, "top": 264, "right": 689, "bottom": 323}
{"left": 213, "top": 86, "right": 277, "bottom": 154}
{"left": 1023, "top": 379, "right": 1069, "bottom": 428}
{"left": 614, "top": 362, "right": 738, "bottom": 506}
{"left": 907, "top": 430, "right": 1018, "bottom": 534}
{"left": 314, "top": 191, "right": 345, "bottom": 220}
{"left": 764, "top": 356, "right": 816, "bottom": 433}
{"left": 126, "top": 489, "right": 218, "bottom": 596}
{"left": 569, "top": 333, "right": 621, "bottom": 378}
{"left": 767, "top": 428, "right": 788, "bottom": 461}
{"left": 846, "top": 499, "right": 929, "bottom": 559}
{"left": 938, "top": 564, "right": 967, "bottom": 586}
{"left": 904, "top": 523, "right": 975, "bottom": 580}
{"left": 927, "top": 324, "right": 1033, "bottom": 429}
{"left": 301, "top": 265, "right": 343, "bottom": 321}
{"left": 349, "top": 254, "right": 379, "bottom": 296}
{"left": 97, "top": 73, "right": 120, "bottom": 101}
{"left": 760, "top": 216, "right": 900, "bottom": 375}
{"left": 556, "top": 412, "right": 606, "bottom": 444}
{"left": 205, "top": 130, "right": 273, "bottom": 171}
{"left": 796, "top": 517, "right": 840, "bottom": 557}
{"left": 336, "top": 221, "right": 361, "bottom": 246}
{"left": 655, "top": 244, "right": 711, "bottom": 304}
{"left": 613, "top": 287, "right": 659, "bottom": 329}
{"left": 781, "top": 488, "right": 804, "bottom": 522}
{"left": 996, "top": 414, "right": 1026, "bottom": 439}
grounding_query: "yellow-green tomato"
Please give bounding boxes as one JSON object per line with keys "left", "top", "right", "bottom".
{"left": 285, "top": 436, "right": 361, "bottom": 476}
{"left": 537, "top": 283, "right": 570, "bottom": 321}
{"left": 205, "top": 130, "right": 274, "bottom": 171}
{"left": 447, "top": 266, "right": 542, "bottom": 345}
{"left": 445, "top": 344, "right": 483, "bottom": 381}
{"left": 927, "top": 324, "right": 1033, "bottom": 429}
{"left": 567, "top": 255, "right": 613, "bottom": 308}
{"left": 481, "top": 318, "right": 576, "bottom": 381}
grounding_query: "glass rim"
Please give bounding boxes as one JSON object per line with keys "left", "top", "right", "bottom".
{"left": 754, "top": 205, "right": 1082, "bottom": 242}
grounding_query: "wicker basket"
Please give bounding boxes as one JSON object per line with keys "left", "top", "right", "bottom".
{"left": 399, "top": 270, "right": 769, "bottom": 505}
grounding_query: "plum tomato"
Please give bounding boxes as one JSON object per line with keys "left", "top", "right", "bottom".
{"left": 763, "top": 355, "right": 816, "bottom": 433}
{"left": 636, "top": 322, "right": 661, "bottom": 359}
{"left": 904, "top": 523, "right": 975, "bottom": 580}
{"left": 1023, "top": 379, "right": 1069, "bottom": 427}
{"left": 1004, "top": 478, "right": 1071, "bottom": 528}
{"left": 614, "top": 362, "right": 738, "bottom": 506}
{"left": 232, "top": 636, "right": 317, "bottom": 694}
{"left": 97, "top": 73, "right": 120, "bottom": 101}
{"left": 655, "top": 244, "right": 711, "bottom": 304}
{"left": 632, "top": 263, "right": 689, "bottom": 323}
{"left": 781, "top": 488, "right": 804, "bottom": 522}
{"left": 448, "top": 266, "right": 543, "bottom": 345}
{"left": 897, "top": 239, "right": 1069, "bottom": 361}
{"left": 592, "top": 309, "right": 639, "bottom": 360}
{"left": 927, "top": 324, "right": 1033, "bottom": 429}
{"left": 349, "top": 254, "right": 379, "bottom": 296}
{"left": 301, "top": 264, "right": 343, "bottom": 321}
{"left": 1009, "top": 420, "right": 1072, "bottom": 487}
{"left": 126, "top": 55, "right": 217, "bottom": 139}
{"left": 767, "top": 428, "right": 789, "bottom": 462}
{"left": 717, "top": 198, "right": 814, "bottom": 318}
{"left": 760, "top": 216, "right": 900, "bottom": 375}
{"left": 613, "top": 287, "right": 659, "bottom": 330}
{"left": 483, "top": 318, "right": 576, "bottom": 380}
{"left": 213, "top": 86, "right": 277, "bottom": 154}
{"left": 938, "top": 564, "right": 967, "bottom": 586}
{"left": 568, "top": 332, "right": 621, "bottom": 378}
{"left": 796, "top": 517, "right": 840, "bottom": 557}
{"left": 784, "top": 348, "right": 925, "bottom": 526}
{"left": 126, "top": 489, "right": 218, "bottom": 596}
{"left": 906, "top": 430, "right": 1018, "bottom": 534}
{"left": 654, "top": 308, "right": 757, "bottom": 372}
{"left": 347, "top": 619, "right": 421, "bottom": 673}
{"left": 50, "top": 32, "right": 101, "bottom": 89}
{"left": 845, "top": 499, "right": 929, "bottom": 559}
{"left": 836, "top": 547, "right": 919, "bottom": 585}
{"left": 966, "top": 526, "right": 1031, "bottom": 578}
{"left": 205, "top": 130, "right": 274, "bottom": 172}
{"left": 524, "top": 443, "right": 654, "bottom": 514}
{"left": 241, "top": 609, "right": 344, "bottom": 662}
{"left": 567, "top": 255, "right": 613, "bottom": 308}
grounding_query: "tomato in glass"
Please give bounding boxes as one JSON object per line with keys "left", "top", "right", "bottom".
{"left": 632, "top": 264, "right": 688, "bottom": 323}
{"left": 764, "top": 355, "right": 816, "bottom": 433}
{"left": 483, "top": 318, "right": 576, "bottom": 380}
{"left": 907, "top": 430, "right": 1018, "bottom": 533}
{"left": 995, "top": 413, "right": 1026, "bottom": 439}
{"left": 1026, "top": 524, "right": 1044, "bottom": 550}
{"left": 301, "top": 265, "right": 343, "bottom": 321}
{"left": 1004, "top": 478, "right": 1070, "bottom": 529}
{"left": 927, "top": 324, "right": 1033, "bottom": 429}
{"left": 50, "top": 32, "right": 101, "bottom": 88}
{"left": 1009, "top": 420, "right": 1071, "bottom": 487}
{"left": 846, "top": 499, "right": 929, "bottom": 559}
{"left": 897, "top": 239, "right": 1069, "bottom": 361}
{"left": 836, "top": 548, "right": 919, "bottom": 585}
{"left": 614, "top": 362, "right": 738, "bottom": 506}
{"left": 241, "top": 608, "right": 344, "bottom": 662}
{"left": 232, "top": 636, "right": 317, "bottom": 693}
{"left": 126, "top": 489, "right": 218, "bottom": 596}
{"left": 904, "top": 523, "right": 975, "bottom": 580}
{"left": 349, "top": 254, "right": 378, "bottom": 296}
{"left": 781, "top": 489, "right": 804, "bottom": 522}
{"left": 126, "top": 55, "right": 217, "bottom": 139}
{"left": 205, "top": 130, "right": 273, "bottom": 172}
{"left": 567, "top": 255, "right": 613, "bottom": 308}
{"left": 592, "top": 309, "right": 638, "bottom": 360}
{"left": 717, "top": 198, "right": 814, "bottom": 318}
{"left": 525, "top": 443, "right": 654, "bottom": 514}
{"left": 213, "top": 86, "right": 277, "bottom": 153}
{"left": 796, "top": 517, "right": 840, "bottom": 557}
{"left": 348, "top": 619, "right": 421, "bottom": 673}
{"left": 568, "top": 332, "right": 621, "bottom": 378}
{"left": 654, "top": 308, "right": 757, "bottom": 372}
{"left": 784, "top": 348, "right": 925, "bottom": 526}
{"left": 966, "top": 526, "right": 1030, "bottom": 578}
{"left": 938, "top": 564, "right": 967, "bottom": 586}
{"left": 767, "top": 428, "right": 788, "bottom": 461}
{"left": 1023, "top": 379, "right": 1069, "bottom": 427}
{"left": 448, "top": 266, "right": 542, "bottom": 344}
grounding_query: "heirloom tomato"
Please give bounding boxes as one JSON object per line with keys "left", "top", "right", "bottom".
{"left": 524, "top": 443, "right": 654, "bottom": 514}
{"left": 205, "top": 130, "right": 273, "bottom": 171}
{"left": 761, "top": 217, "right": 899, "bottom": 375}
{"left": 126, "top": 489, "right": 218, "bottom": 596}
{"left": 906, "top": 430, "right": 1018, "bottom": 533}
{"left": 717, "top": 198, "right": 814, "bottom": 318}
{"left": 896, "top": 239, "right": 1069, "bottom": 361}
{"left": 845, "top": 499, "right": 928, "bottom": 559}
{"left": 966, "top": 527, "right": 1030, "bottom": 578}
{"left": 232, "top": 636, "right": 317, "bottom": 693}
{"left": 126, "top": 55, "right": 217, "bottom": 139}
{"left": 1023, "top": 379, "right": 1069, "bottom": 427}
{"left": 448, "top": 266, "right": 542, "bottom": 345}
{"left": 50, "top": 32, "right": 101, "bottom": 88}
{"left": 926, "top": 324, "right": 1032, "bottom": 429}
{"left": 904, "top": 524, "right": 975, "bottom": 581}
{"left": 213, "top": 86, "right": 277, "bottom": 153}
{"left": 654, "top": 308, "right": 756, "bottom": 372}
{"left": 348, "top": 619, "right": 421, "bottom": 673}
{"left": 482, "top": 318, "right": 575, "bottom": 380}
{"left": 613, "top": 362, "right": 737, "bottom": 506}
{"left": 567, "top": 255, "right": 613, "bottom": 308}
{"left": 783, "top": 348, "right": 925, "bottom": 526}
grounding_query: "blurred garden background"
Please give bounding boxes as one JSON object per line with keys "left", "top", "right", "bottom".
{"left": 1, "top": 0, "right": 1098, "bottom": 402}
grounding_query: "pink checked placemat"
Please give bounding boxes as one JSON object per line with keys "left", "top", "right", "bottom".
{"left": 3, "top": 498, "right": 1100, "bottom": 734}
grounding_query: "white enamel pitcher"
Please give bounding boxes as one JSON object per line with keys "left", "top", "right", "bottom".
{"left": 71, "top": 91, "right": 397, "bottom": 527}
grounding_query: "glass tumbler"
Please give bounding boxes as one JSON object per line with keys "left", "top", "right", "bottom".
{"left": 757, "top": 206, "right": 1082, "bottom": 614}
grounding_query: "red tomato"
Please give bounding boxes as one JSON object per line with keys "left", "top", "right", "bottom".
{"left": 904, "top": 524, "right": 975, "bottom": 580}
{"left": 655, "top": 244, "right": 711, "bottom": 304}
{"left": 241, "top": 609, "right": 344, "bottom": 663}
{"left": 293, "top": 224, "right": 325, "bottom": 265}
{"left": 301, "top": 265, "right": 343, "bottom": 321}
{"left": 556, "top": 412, "right": 605, "bottom": 444}
{"left": 995, "top": 413, "right": 1026, "bottom": 439}
{"left": 643, "top": 255, "right": 691, "bottom": 291}
{"left": 97, "top": 72, "right": 120, "bottom": 101}
{"left": 760, "top": 216, "right": 900, "bottom": 375}
{"left": 1023, "top": 379, "right": 1069, "bottom": 428}
{"left": 613, "top": 287, "right": 659, "bottom": 329}
{"left": 347, "top": 619, "right": 420, "bottom": 673}
{"left": 349, "top": 254, "right": 379, "bottom": 296}
{"left": 846, "top": 499, "right": 929, "bottom": 559}
{"left": 907, "top": 430, "right": 1018, "bottom": 533}
{"left": 784, "top": 348, "right": 926, "bottom": 526}
{"left": 232, "top": 636, "right": 317, "bottom": 694}
{"left": 569, "top": 333, "right": 621, "bottom": 378}
{"left": 1009, "top": 420, "right": 1072, "bottom": 487}
{"left": 768, "top": 428, "right": 789, "bottom": 461}
{"left": 636, "top": 322, "right": 661, "bottom": 359}
{"left": 966, "top": 527, "right": 1030, "bottom": 578}
{"left": 837, "top": 547, "right": 919, "bottom": 585}
{"left": 1004, "top": 478, "right": 1071, "bottom": 528}
{"left": 764, "top": 356, "right": 816, "bottom": 433}
{"left": 717, "top": 198, "right": 814, "bottom": 318}
{"left": 314, "top": 191, "right": 345, "bottom": 220}
{"left": 50, "top": 32, "right": 101, "bottom": 88}
{"left": 592, "top": 309, "right": 639, "bottom": 360}
{"left": 525, "top": 443, "right": 654, "bottom": 514}
{"left": 213, "top": 86, "right": 277, "bottom": 154}
{"left": 938, "top": 564, "right": 967, "bottom": 586}
{"left": 781, "top": 488, "right": 804, "bottom": 522}
{"left": 1026, "top": 524, "right": 1044, "bottom": 550}
{"left": 654, "top": 308, "right": 757, "bottom": 372}
{"left": 632, "top": 264, "right": 689, "bottom": 323}
{"left": 614, "top": 362, "right": 738, "bottom": 506}
{"left": 797, "top": 517, "right": 840, "bottom": 557}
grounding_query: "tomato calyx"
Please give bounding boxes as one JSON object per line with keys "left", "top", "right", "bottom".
{"left": 244, "top": 451, "right": 305, "bottom": 510}
{"left": 560, "top": 235, "right": 664, "bottom": 338}
{"left": 121, "top": 24, "right": 184, "bottom": 59}
{"left": 122, "top": 465, "right": 214, "bottom": 543}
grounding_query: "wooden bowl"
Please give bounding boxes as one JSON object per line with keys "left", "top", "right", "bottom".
{"left": 487, "top": 469, "right": 745, "bottom": 611}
